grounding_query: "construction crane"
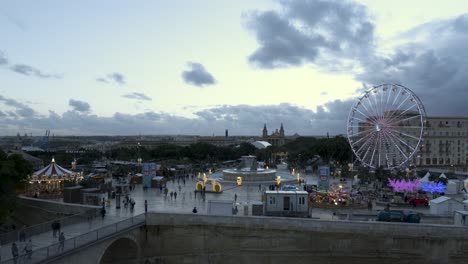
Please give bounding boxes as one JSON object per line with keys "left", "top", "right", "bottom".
{"left": 39, "top": 129, "right": 50, "bottom": 151}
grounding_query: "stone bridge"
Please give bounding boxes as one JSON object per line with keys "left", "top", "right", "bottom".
{"left": 48, "top": 212, "right": 468, "bottom": 264}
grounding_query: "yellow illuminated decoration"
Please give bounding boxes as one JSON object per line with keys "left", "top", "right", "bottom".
{"left": 291, "top": 168, "right": 295, "bottom": 175}
{"left": 203, "top": 173, "right": 208, "bottom": 183}
{"left": 237, "top": 176, "right": 242, "bottom": 186}
{"left": 212, "top": 180, "right": 222, "bottom": 192}
{"left": 198, "top": 172, "right": 201, "bottom": 179}
{"left": 208, "top": 169, "right": 212, "bottom": 174}
{"left": 276, "top": 176, "right": 281, "bottom": 185}
{"left": 196, "top": 181, "right": 204, "bottom": 191}
{"left": 296, "top": 173, "right": 300, "bottom": 182}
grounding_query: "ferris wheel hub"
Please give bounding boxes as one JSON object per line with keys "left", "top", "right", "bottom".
{"left": 375, "top": 123, "right": 382, "bottom": 132}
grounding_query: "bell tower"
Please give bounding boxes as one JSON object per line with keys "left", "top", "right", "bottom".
{"left": 280, "top": 123, "right": 284, "bottom": 137}
{"left": 262, "top": 124, "right": 268, "bottom": 138}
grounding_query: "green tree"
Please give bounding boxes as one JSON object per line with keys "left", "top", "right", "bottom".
{"left": 0, "top": 149, "right": 33, "bottom": 220}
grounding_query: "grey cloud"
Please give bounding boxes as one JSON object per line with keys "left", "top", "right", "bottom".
{"left": 108, "top": 73, "right": 125, "bottom": 85}
{"left": 0, "top": 95, "right": 36, "bottom": 118}
{"left": 0, "top": 110, "right": 5, "bottom": 117}
{"left": 356, "top": 13, "right": 468, "bottom": 117}
{"left": 96, "top": 77, "right": 108, "bottom": 83}
{"left": 0, "top": 100, "right": 353, "bottom": 136}
{"left": 69, "top": 99, "right": 91, "bottom": 113}
{"left": 182, "top": 62, "right": 216, "bottom": 87}
{"left": 10, "top": 64, "right": 60, "bottom": 79}
{"left": 0, "top": 51, "right": 7, "bottom": 65}
{"left": 245, "top": 0, "right": 374, "bottom": 69}
{"left": 96, "top": 72, "right": 126, "bottom": 85}
{"left": 122, "top": 92, "right": 152, "bottom": 101}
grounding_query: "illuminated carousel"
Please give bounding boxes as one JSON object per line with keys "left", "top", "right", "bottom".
{"left": 28, "top": 158, "right": 83, "bottom": 195}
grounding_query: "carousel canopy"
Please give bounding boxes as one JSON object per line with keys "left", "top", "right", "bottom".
{"left": 33, "top": 158, "right": 73, "bottom": 176}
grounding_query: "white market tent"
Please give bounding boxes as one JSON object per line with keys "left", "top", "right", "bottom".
{"left": 439, "top": 173, "right": 447, "bottom": 179}
{"left": 446, "top": 180, "right": 460, "bottom": 195}
{"left": 251, "top": 141, "right": 272, "bottom": 149}
{"left": 430, "top": 196, "right": 463, "bottom": 215}
{"left": 464, "top": 178, "right": 468, "bottom": 189}
{"left": 420, "top": 172, "right": 431, "bottom": 183}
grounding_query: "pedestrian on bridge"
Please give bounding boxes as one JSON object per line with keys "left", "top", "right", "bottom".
{"left": 24, "top": 239, "right": 32, "bottom": 260}
{"left": 145, "top": 200, "right": 148, "bottom": 213}
{"left": 59, "top": 232, "right": 65, "bottom": 252}
{"left": 170, "top": 191, "right": 174, "bottom": 200}
{"left": 11, "top": 242, "right": 18, "bottom": 264}
{"left": 174, "top": 191, "right": 178, "bottom": 200}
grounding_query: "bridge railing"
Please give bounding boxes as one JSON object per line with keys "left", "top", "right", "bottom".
{"left": 0, "top": 210, "right": 98, "bottom": 245}
{"left": 1, "top": 214, "right": 146, "bottom": 264}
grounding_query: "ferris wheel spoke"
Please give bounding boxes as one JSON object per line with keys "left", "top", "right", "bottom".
{"left": 349, "top": 127, "right": 375, "bottom": 138}
{"left": 390, "top": 87, "right": 403, "bottom": 110}
{"left": 369, "top": 133, "right": 380, "bottom": 167}
{"left": 351, "top": 116, "right": 374, "bottom": 125}
{"left": 386, "top": 103, "right": 417, "bottom": 125}
{"left": 370, "top": 92, "right": 383, "bottom": 120}
{"left": 390, "top": 114, "right": 421, "bottom": 124}
{"left": 387, "top": 126, "right": 422, "bottom": 131}
{"left": 360, "top": 98, "right": 380, "bottom": 124}
{"left": 354, "top": 131, "right": 376, "bottom": 151}
{"left": 379, "top": 87, "right": 386, "bottom": 120}
{"left": 383, "top": 131, "right": 409, "bottom": 160}
{"left": 384, "top": 85, "right": 392, "bottom": 117}
{"left": 359, "top": 102, "right": 379, "bottom": 123}
{"left": 382, "top": 136, "right": 392, "bottom": 168}
{"left": 387, "top": 130, "right": 416, "bottom": 152}
{"left": 363, "top": 92, "right": 382, "bottom": 122}
{"left": 356, "top": 132, "right": 376, "bottom": 157}
{"left": 387, "top": 128, "right": 421, "bottom": 141}
{"left": 381, "top": 133, "right": 396, "bottom": 168}
{"left": 351, "top": 133, "right": 372, "bottom": 146}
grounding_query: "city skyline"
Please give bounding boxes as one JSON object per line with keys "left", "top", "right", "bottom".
{"left": 2, "top": 0, "right": 468, "bottom": 136}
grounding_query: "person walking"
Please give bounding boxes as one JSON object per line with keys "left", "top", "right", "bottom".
{"left": 234, "top": 193, "right": 237, "bottom": 202}
{"left": 56, "top": 221, "right": 61, "bottom": 239}
{"left": 59, "top": 232, "right": 65, "bottom": 252}
{"left": 174, "top": 191, "right": 177, "bottom": 200}
{"left": 192, "top": 207, "right": 198, "bottom": 213}
{"left": 11, "top": 242, "right": 19, "bottom": 264}
{"left": 101, "top": 206, "right": 106, "bottom": 219}
{"left": 24, "top": 239, "right": 33, "bottom": 260}
{"left": 144, "top": 200, "right": 148, "bottom": 213}
{"left": 170, "top": 191, "right": 174, "bottom": 200}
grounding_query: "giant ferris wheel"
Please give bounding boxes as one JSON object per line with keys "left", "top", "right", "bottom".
{"left": 347, "top": 84, "right": 426, "bottom": 169}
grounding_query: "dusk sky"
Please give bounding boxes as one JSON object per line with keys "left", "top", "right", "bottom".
{"left": 2, "top": 0, "right": 468, "bottom": 136}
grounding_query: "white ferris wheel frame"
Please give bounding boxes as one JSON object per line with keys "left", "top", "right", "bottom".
{"left": 346, "top": 84, "right": 426, "bottom": 169}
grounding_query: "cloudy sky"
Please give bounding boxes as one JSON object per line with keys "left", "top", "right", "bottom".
{"left": 1, "top": 0, "right": 468, "bottom": 136}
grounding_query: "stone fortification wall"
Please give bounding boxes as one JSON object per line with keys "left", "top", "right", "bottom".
{"left": 142, "top": 213, "right": 468, "bottom": 264}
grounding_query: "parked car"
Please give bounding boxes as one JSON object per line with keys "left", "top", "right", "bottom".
{"left": 377, "top": 210, "right": 421, "bottom": 223}
{"left": 408, "top": 197, "right": 429, "bottom": 206}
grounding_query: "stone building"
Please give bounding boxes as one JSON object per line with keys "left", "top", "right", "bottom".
{"left": 418, "top": 117, "right": 468, "bottom": 170}
{"left": 262, "top": 123, "right": 285, "bottom": 147}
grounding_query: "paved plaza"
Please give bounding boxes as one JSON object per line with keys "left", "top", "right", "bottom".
{"left": 0, "top": 169, "right": 434, "bottom": 263}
